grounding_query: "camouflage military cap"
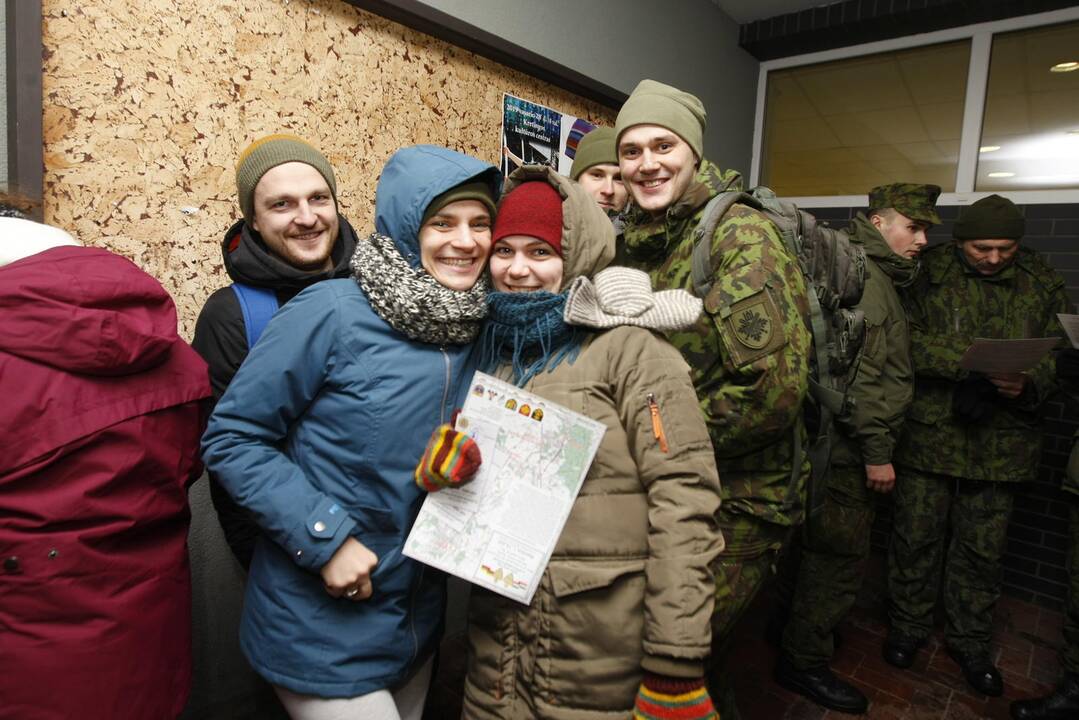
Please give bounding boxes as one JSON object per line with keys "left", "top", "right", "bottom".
{"left": 868, "top": 183, "right": 942, "bottom": 225}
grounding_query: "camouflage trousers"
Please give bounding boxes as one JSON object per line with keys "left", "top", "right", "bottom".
{"left": 781, "top": 465, "right": 876, "bottom": 670}
{"left": 706, "top": 510, "right": 793, "bottom": 720}
{"left": 887, "top": 468, "right": 1013, "bottom": 655}
{"left": 1064, "top": 501, "right": 1079, "bottom": 674}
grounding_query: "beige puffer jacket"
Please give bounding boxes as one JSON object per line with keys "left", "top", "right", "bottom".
{"left": 462, "top": 167, "right": 724, "bottom": 719}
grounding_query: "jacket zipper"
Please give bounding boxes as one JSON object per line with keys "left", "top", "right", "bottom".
{"left": 647, "top": 393, "right": 669, "bottom": 453}
{"left": 439, "top": 347, "right": 451, "bottom": 425}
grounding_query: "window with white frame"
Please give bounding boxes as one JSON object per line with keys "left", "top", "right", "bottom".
{"left": 977, "top": 20, "right": 1079, "bottom": 192}
{"left": 752, "top": 7, "right": 1079, "bottom": 205}
{"left": 760, "top": 40, "right": 971, "bottom": 197}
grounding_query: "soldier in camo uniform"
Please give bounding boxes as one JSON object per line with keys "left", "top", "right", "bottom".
{"left": 614, "top": 79, "right": 813, "bottom": 720}
{"left": 886, "top": 194, "right": 1070, "bottom": 698}
{"left": 1011, "top": 350, "right": 1079, "bottom": 719}
{"left": 775, "top": 184, "right": 939, "bottom": 715}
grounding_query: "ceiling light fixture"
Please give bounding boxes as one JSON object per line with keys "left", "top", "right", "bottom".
{"left": 987, "top": 172, "right": 1015, "bottom": 178}
{"left": 979, "top": 145, "right": 1001, "bottom": 152}
{"left": 1050, "top": 61, "right": 1079, "bottom": 73}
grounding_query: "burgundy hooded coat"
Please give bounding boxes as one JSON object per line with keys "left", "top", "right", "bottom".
{"left": 0, "top": 244, "right": 211, "bottom": 720}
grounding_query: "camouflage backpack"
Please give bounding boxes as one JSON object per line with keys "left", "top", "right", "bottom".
{"left": 690, "top": 187, "right": 867, "bottom": 496}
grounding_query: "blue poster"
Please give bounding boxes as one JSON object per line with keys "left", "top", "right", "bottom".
{"left": 501, "top": 94, "right": 596, "bottom": 178}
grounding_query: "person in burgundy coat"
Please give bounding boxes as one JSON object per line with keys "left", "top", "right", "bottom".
{"left": 0, "top": 205, "right": 212, "bottom": 720}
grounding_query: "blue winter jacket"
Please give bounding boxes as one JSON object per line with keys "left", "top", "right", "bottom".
{"left": 201, "top": 146, "right": 499, "bottom": 697}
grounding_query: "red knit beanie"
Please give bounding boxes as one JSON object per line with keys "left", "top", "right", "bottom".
{"left": 492, "top": 181, "right": 564, "bottom": 257}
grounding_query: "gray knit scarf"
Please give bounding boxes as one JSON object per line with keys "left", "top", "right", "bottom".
{"left": 350, "top": 233, "right": 488, "bottom": 345}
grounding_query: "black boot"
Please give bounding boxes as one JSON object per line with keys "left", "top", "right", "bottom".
{"left": 947, "top": 646, "right": 1004, "bottom": 697}
{"left": 882, "top": 631, "right": 923, "bottom": 669}
{"left": 1011, "top": 672, "right": 1079, "bottom": 719}
{"left": 774, "top": 656, "right": 868, "bottom": 714}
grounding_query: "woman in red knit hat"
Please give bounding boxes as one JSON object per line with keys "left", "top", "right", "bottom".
{"left": 423, "top": 165, "right": 725, "bottom": 720}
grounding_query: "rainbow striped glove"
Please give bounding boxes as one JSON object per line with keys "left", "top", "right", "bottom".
{"left": 414, "top": 423, "right": 481, "bottom": 492}
{"left": 633, "top": 674, "right": 718, "bottom": 720}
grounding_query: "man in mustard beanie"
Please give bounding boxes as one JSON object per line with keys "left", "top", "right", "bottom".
{"left": 887, "top": 193, "right": 1070, "bottom": 699}
{"left": 194, "top": 133, "right": 359, "bottom": 568}
{"left": 615, "top": 78, "right": 813, "bottom": 720}
{"left": 192, "top": 133, "right": 360, "bottom": 717}
{"left": 569, "top": 127, "right": 628, "bottom": 216}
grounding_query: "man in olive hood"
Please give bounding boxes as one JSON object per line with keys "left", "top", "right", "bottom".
{"left": 777, "top": 184, "right": 939, "bottom": 714}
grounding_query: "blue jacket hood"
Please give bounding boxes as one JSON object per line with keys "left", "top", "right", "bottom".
{"left": 374, "top": 145, "right": 500, "bottom": 267}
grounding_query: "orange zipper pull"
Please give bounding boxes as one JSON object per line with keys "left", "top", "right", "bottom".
{"left": 647, "top": 393, "right": 669, "bottom": 453}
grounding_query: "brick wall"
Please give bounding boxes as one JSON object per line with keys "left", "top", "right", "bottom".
{"left": 812, "top": 202, "right": 1079, "bottom": 609}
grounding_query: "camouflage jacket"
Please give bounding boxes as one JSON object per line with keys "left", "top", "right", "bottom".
{"left": 620, "top": 160, "right": 812, "bottom": 526}
{"left": 831, "top": 214, "right": 917, "bottom": 468}
{"left": 896, "top": 242, "right": 1070, "bottom": 482}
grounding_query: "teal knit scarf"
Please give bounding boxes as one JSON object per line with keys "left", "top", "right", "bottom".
{"left": 478, "top": 291, "right": 582, "bottom": 387}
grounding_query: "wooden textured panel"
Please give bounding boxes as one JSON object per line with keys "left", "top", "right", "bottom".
{"left": 42, "top": 0, "right": 614, "bottom": 336}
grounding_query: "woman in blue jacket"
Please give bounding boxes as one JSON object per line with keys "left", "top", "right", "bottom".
{"left": 202, "top": 145, "right": 499, "bottom": 720}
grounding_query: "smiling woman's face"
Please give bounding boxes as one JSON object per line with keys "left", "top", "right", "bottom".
{"left": 417, "top": 200, "right": 493, "bottom": 291}
{"left": 488, "top": 235, "right": 564, "bottom": 293}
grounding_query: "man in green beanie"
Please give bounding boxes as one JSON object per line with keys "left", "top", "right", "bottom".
{"left": 886, "top": 193, "right": 1070, "bottom": 698}
{"left": 615, "top": 78, "right": 813, "bottom": 720}
{"left": 570, "top": 127, "right": 628, "bottom": 216}
{"left": 775, "top": 183, "right": 939, "bottom": 714}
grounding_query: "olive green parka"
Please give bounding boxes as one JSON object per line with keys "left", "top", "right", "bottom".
{"left": 830, "top": 214, "right": 918, "bottom": 468}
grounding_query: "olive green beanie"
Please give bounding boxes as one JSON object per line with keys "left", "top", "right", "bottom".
{"left": 235, "top": 134, "right": 337, "bottom": 223}
{"left": 570, "top": 127, "right": 618, "bottom": 180}
{"left": 953, "top": 194, "right": 1025, "bottom": 241}
{"left": 615, "top": 79, "right": 706, "bottom": 161}
{"left": 419, "top": 181, "right": 498, "bottom": 227}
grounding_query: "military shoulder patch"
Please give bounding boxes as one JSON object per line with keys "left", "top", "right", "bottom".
{"left": 710, "top": 287, "right": 787, "bottom": 366}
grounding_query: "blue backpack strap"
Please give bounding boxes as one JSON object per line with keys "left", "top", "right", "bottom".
{"left": 230, "top": 283, "right": 280, "bottom": 348}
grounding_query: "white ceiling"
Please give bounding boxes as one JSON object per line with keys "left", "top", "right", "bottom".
{"left": 710, "top": 0, "right": 834, "bottom": 25}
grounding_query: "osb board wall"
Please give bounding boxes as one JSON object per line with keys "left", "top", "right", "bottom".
{"left": 41, "top": 0, "right": 615, "bottom": 337}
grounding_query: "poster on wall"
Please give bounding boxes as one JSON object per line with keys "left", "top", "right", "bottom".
{"left": 500, "top": 93, "right": 596, "bottom": 178}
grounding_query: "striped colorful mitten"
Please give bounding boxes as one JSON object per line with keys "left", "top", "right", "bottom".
{"left": 414, "top": 423, "right": 481, "bottom": 492}
{"left": 633, "top": 674, "right": 718, "bottom": 720}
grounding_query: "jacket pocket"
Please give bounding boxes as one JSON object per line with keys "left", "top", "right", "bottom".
{"left": 539, "top": 558, "right": 647, "bottom": 711}
{"left": 347, "top": 504, "right": 409, "bottom": 595}
{"left": 548, "top": 558, "right": 646, "bottom": 598}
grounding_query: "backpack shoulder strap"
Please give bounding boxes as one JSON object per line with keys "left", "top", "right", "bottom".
{"left": 231, "top": 283, "right": 280, "bottom": 348}
{"left": 690, "top": 191, "right": 757, "bottom": 298}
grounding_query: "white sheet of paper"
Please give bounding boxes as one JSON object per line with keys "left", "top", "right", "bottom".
{"left": 403, "top": 371, "right": 606, "bottom": 605}
{"left": 1058, "top": 314, "right": 1079, "bottom": 349}
{"left": 958, "top": 337, "right": 1061, "bottom": 373}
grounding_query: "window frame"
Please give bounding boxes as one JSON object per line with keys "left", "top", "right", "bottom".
{"left": 750, "top": 6, "right": 1079, "bottom": 207}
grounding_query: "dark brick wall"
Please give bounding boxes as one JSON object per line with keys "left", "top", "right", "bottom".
{"left": 812, "top": 202, "right": 1079, "bottom": 609}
